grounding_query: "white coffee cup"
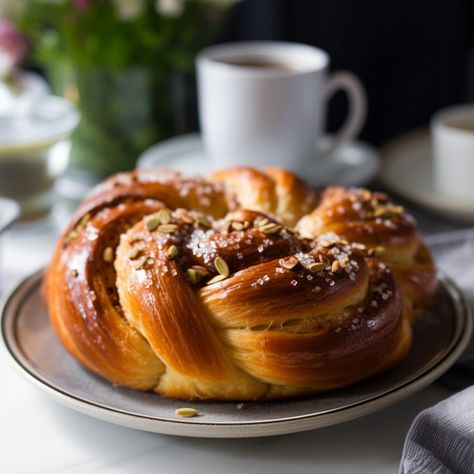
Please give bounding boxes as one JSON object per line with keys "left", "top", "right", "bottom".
{"left": 432, "top": 104, "right": 474, "bottom": 201}
{"left": 196, "top": 41, "right": 366, "bottom": 171}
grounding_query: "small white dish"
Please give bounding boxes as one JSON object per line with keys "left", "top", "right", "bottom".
{"left": 137, "top": 133, "right": 380, "bottom": 188}
{"left": 0, "top": 197, "right": 20, "bottom": 233}
{"left": 380, "top": 131, "right": 474, "bottom": 222}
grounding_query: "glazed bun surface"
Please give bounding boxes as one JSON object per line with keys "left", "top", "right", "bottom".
{"left": 44, "top": 167, "right": 435, "bottom": 400}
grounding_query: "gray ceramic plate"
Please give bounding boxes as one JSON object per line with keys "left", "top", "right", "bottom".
{"left": 1, "top": 270, "right": 471, "bottom": 438}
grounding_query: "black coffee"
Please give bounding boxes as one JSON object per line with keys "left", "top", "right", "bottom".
{"left": 218, "top": 57, "right": 298, "bottom": 71}
{"left": 447, "top": 118, "right": 474, "bottom": 132}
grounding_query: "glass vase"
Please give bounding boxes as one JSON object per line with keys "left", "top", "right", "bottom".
{"left": 47, "top": 62, "right": 197, "bottom": 192}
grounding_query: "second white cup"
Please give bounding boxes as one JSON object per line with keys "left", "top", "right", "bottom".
{"left": 197, "top": 41, "right": 367, "bottom": 172}
{"left": 432, "top": 104, "right": 474, "bottom": 202}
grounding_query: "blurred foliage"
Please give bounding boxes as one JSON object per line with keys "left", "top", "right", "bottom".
{"left": 15, "top": 1, "right": 228, "bottom": 70}
{"left": 5, "top": 0, "right": 234, "bottom": 177}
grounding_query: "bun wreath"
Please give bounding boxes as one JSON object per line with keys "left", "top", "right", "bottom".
{"left": 45, "top": 167, "right": 425, "bottom": 400}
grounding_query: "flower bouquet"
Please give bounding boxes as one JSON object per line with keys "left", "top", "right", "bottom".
{"left": 4, "top": 0, "right": 237, "bottom": 183}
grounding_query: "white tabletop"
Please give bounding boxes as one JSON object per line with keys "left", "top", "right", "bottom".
{"left": 0, "top": 215, "right": 455, "bottom": 474}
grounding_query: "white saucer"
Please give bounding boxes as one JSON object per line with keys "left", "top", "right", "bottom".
{"left": 137, "top": 133, "right": 380, "bottom": 188}
{"left": 380, "top": 131, "right": 474, "bottom": 223}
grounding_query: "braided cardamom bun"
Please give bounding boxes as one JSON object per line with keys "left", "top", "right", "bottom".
{"left": 45, "top": 167, "right": 434, "bottom": 401}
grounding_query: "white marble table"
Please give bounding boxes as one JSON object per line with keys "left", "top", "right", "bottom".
{"left": 0, "top": 215, "right": 456, "bottom": 474}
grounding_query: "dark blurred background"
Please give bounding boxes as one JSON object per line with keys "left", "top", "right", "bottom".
{"left": 4, "top": 0, "right": 474, "bottom": 201}
{"left": 220, "top": 0, "right": 474, "bottom": 146}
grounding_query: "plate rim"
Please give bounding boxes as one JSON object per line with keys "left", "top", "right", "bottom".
{"left": 1, "top": 269, "right": 472, "bottom": 438}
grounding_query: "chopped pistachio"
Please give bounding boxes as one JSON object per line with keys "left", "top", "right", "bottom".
{"left": 196, "top": 215, "right": 211, "bottom": 228}
{"left": 340, "top": 256, "right": 350, "bottom": 268}
{"left": 374, "top": 246, "right": 386, "bottom": 256}
{"left": 76, "top": 214, "right": 90, "bottom": 231}
{"left": 128, "top": 247, "right": 142, "bottom": 260}
{"left": 207, "top": 274, "right": 227, "bottom": 285}
{"left": 158, "top": 224, "right": 178, "bottom": 233}
{"left": 66, "top": 230, "right": 79, "bottom": 241}
{"left": 186, "top": 268, "right": 199, "bottom": 284}
{"left": 254, "top": 217, "right": 269, "bottom": 228}
{"left": 331, "top": 260, "right": 340, "bottom": 273}
{"left": 102, "top": 247, "right": 114, "bottom": 263}
{"left": 308, "top": 262, "right": 326, "bottom": 272}
{"left": 374, "top": 207, "right": 390, "bottom": 218}
{"left": 368, "top": 246, "right": 386, "bottom": 257}
{"left": 214, "top": 256, "right": 229, "bottom": 277}
{"left": 146, "top": 217, "right": 160, "bottom": 231}
{"left": 157, "top": 208, "right": 171, "bottom": 224}
{"left": 166, "top": 245, "right": 178, "bottom": 259}
{"left": 175, "top": 407, "right": 198, "bottom": 417}
{"left": 260, "top": 223, "right": 283, "bottom": 235}
{"left": 192, "top": 265, "right": 209, "bottom": 277}
{"left": 319, "top": 254, "right": 330, "bottom": 265}
{"left": 176, "top": 208, "right": 194, "bottom": 223}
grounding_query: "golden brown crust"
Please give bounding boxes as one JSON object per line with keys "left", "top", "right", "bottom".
{"left": 296, "top": 186, "right": 437, "bottom": 322}
{"left": 210, "top": 166, "right": 319, "bottom": 225}
{"left": 44, "top": 166, "right": 434, "bottom": 400}
{"left": 45, "top": 199, "right": 165, "bottom": 390}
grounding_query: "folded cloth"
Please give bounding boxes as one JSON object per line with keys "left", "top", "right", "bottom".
{"left": 428, "top": 229, "right": 474, "bottom": 366}
{"left": 400, "top": 385, "right": 474, "bottom": 473}
{"left": 400, "top": 229, "right": 474, "bottom": 473}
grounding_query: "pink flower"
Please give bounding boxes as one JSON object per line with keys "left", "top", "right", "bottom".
{"left": 74, "top": 0, "right": 92, "bottom": 11}
{"left": 0, "top": 16, "right": 26, "bottom": 65}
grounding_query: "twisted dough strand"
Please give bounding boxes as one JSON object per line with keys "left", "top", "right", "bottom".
{"left": 296, "top": 186, "right": 437, "bottom": 322}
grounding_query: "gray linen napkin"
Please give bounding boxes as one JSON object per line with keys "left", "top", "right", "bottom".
{"left": 428, "top": 229, "right": 474, "bottom": 367}
{"left": 400, "top": 229, "right": 474, "bottom": 473}
{"left": 400, "top": 385, "right": 474, "bottom": 473}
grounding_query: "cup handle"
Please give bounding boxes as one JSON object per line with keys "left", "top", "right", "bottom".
{"left": 319, "top": 71, "right": 367, "bottom": 158}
